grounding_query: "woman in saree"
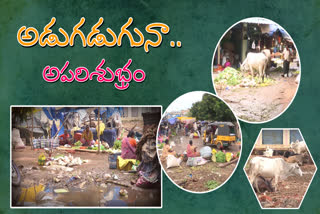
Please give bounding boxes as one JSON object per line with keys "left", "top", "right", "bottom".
{"left": 161, "top": 139, "right": 176, "bottom": 162}
{"left": 187, "top": 140, "right": 200, "bottom": 157}
{"left": 121, "top": 131, "right": 137, "bottom": 159}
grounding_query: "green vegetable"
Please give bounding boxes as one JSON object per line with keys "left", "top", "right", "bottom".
{"left": 113, "top": 140, "right": 122, "bottom": 150}
{"left": 214, "top": 67, "right": 242, "bottom": 86}
{"left": 216, "top": 151, "right": 226, "bottom": 163}
{"left": 158, "top": 143, "right": 164, "bottom": 149}
{"left": 92, "top": 145, "right": 105, "bottom": 151}
{"left": 74, "top": 141, "right": 82, "bottom": 146}
{"left": 206, "top": 180, "right": 220, "bottom": 190}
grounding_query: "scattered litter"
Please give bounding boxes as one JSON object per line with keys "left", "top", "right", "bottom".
{"left": 19, "top": 184, "right": 45, "bottom": 202}
{"left": 166, "top": 155, "right": 182, "bottom": 169}
{"left": 112, "top": 174, "right": 119, "bottom": 180}
{"left": 104, "top": 173, "right": 112, "bottom": 180}
{"left": 54, "top": 189, "right": 69, "bottom": 193}
{"left": 79, "top": 181, "right": 86, "bottom": 189}
{"left": 119, "top": 189, "right": 128, "bottom": 197}
{"left": 100, "top": 183, "right": 108, "bottom": 188}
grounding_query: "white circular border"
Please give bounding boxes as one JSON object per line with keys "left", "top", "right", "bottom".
{"left": 211, "top": 17, "right": 302, "bottom": 124}
{"left": 157, "top": 91, "right": 243, "bottom": 194}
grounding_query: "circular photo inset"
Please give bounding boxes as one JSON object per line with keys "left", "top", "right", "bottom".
{"left": 212, "top": 17, "right": 300, "bottom": 123}
{"left": 157, "top": 91, "right": 242, "bottom": 193}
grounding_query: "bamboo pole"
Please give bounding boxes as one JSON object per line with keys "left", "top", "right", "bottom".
{"left": 98, "top": 108, "right": 101, "bottom": 153}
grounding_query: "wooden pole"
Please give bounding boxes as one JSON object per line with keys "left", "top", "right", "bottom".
{"left": 98, "top": 108, "right": 101, "bottom": 153}
{"left": 31, "top": 112, "right": 34, "bottom": 150}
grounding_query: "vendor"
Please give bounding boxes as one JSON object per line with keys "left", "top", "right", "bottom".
{"left": 187, "top": 140, "right": 200, "bottom": 157}
{"left": 59, "top": 129, "right": 72, "bottom": 145}
{"left": 161, "top": 139, "right": 176, "bottom": 162}
{"left": 223, "top": 57, "right": 231, "bottom": 68}
{"left": 80, "top": 125, "right": 94, "bottom": 146}
{"left": 121, "top": 131, "right": 137, "bottom": 159}
{"left": 282, "top": 45, "right": 290, "bottom": 77}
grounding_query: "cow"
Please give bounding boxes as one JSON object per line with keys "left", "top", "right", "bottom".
{"left": 253, "top": 175, "right": 274, "bottom": 193}
{"left": 290, "top": 140, "right": 307, "bottom": 154}
{"left": 240, "top": 52, "right": 268, "bottom": 83}
{"left": 263, "top": 146, "right": 273, "bottom": 157}
{"left": 248, "top": 157, "right": 303, "bottom": 191}
{"left": 261, "top": 49, "right": 271, "bottom": 67}
{"left": 286, "top": 154, "right": 304, "bottom": 166}
{"left": 286, "top": 152, "right": 312, "bottom": 166}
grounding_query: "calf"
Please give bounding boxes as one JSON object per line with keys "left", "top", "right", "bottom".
{"left": 248, "top": 157, "right": 302, "bottom": 191}
{"left": 253, "top": 176, "right": 274, "bottom": 193}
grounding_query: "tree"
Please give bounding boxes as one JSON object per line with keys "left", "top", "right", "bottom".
{"left": 12, "top": 107, "right": 34, "bottom": 128}
{"left": 189, "top": 94, "right": 236, "bottom": 122}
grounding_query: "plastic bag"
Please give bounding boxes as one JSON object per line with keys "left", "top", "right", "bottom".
{"left": 226, "top": 152, "right": 232, "bottom": 162}
{"left": 186, "top": 157, "right": 208, "bottom": 166}
{"left": 166, "top": 155, "right": 182, "bottom": 169}
{"left": 200, "top": 146, "right": 212, "bottom": 159}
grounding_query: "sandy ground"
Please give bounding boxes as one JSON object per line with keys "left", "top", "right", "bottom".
{"left": 160, "top": 132, "right": 241, "bottom": 192}
{"left": 213, "top": 69, "right": 299, "bottom": 122}
{"left": 244, "top": 155, "right": 316, "bottom": 208}
{"left": 11, "top": 120, "right": 160, "bottom": 207}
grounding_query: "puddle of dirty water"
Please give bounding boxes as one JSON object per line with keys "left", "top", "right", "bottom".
{"left": 14, "top": 183, "right": 160, "bottom": 207}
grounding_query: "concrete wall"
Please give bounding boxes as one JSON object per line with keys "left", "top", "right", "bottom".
{"left": 255, "top": 130, "right": 291, "bottom": 150}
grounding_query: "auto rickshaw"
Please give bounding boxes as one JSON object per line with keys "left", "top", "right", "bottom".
{"left": 202, "top": 122, "right": 236, "bottom": 149}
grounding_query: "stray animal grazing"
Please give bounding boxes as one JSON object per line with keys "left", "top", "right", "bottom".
{"left": 241, "top": 52, "right": 268, "bottom": 83}
{"left": 248, "top": 157, "right": 303, "bottom": 191}
{"left": 253, "top": 175, "right": 274, "bottom": 193}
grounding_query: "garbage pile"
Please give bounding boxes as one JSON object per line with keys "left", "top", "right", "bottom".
{"left": 45, "top": 154, "right": 88, "bottom": 167}
{"left": 214, "top": 67, "right": 274, "bottom": 88}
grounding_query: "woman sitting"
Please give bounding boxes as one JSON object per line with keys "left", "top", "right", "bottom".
{"left": 121, "top": 131, "right": 137, "bottom": 159}
{"left": 187, "top": 140, "right": 200, "bottom": 157}
{"left": 161, "top": 139, "right": 176, "bottom": 162}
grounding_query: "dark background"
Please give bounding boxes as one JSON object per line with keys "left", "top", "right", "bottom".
{"left": 1, "top": 0, "right": 320, "bottom": 213}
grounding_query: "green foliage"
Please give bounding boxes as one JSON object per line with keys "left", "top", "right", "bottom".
{"left": 12, "top": 107, "right": 35, "bottom": 127}
{"left": 216, "top": 151, "right": 226, "bottom": 163}
{"left": 189, "top": 94, "right": 236, "bottom": 121}
{"left": 206, "top": 180, "right": 220, "bottom": 190}
{"left": 113, "top": 140, "right": 122, "bottom": 150}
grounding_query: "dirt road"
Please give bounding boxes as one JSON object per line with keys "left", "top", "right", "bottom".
{"left": 160, "top": 133, "right": 241, "bottom": 192}
{"left": 214, "top": 71, "right": 299, "bottom": 122}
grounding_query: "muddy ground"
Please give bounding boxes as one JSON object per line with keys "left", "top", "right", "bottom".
{"left": 160, "top": 133, "right": 241, "bottom": 192}
{"left": 11, "top": 120, "right": 161, "bottom": 207}
{"left": 12, "top": 147, "right": 161, "bottom": 207}
{"left": 213, "top": 69, "right": 299, "bottom": 122}
{"left": 245, "top": 155, "right": 316, "bottom": 208}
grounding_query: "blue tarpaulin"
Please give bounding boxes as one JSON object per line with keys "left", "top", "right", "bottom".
{"left": 168, "top": 118, "right": 177, "bottom": 125}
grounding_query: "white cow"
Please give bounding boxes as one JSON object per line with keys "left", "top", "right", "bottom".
{"left": 241, "top": 52, "right": 268, "bottom": 83}
{"left": 248, "top": 157, "right": 302, "bottom": 191}
{"left": 290, "top": 140, "right": 307, "bottom": 154}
